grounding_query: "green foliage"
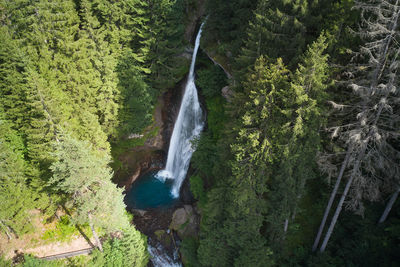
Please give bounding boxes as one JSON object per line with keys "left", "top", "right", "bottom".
{"left": 0, "top": 114, "right": 36, "bottom": 236}
{"left": 117, "top": 54, "right": 155, "bottom": 137}
{"left": 204, "top": 0, "right": 258, "bottom": 56}
{"left": 0, "top": 26, "right": 29, "bottom": 131}
{"left": 90, "top": 227, "right": 148, "bottom": 267}
{"left": 191, "top": 133, "right": 220, "bottom": 184}
{"left": 41, "top": 216, "right": 90, "bottom": 243}
{"left": 205, "top": 97, "right": 226, "bottom": 141}
{"left": 0, "top": 255, "right": 12, "bottom": 267}
{"left": 235, "top": 0, "right": 339, "bottom": 82}
{"left": 147, "top": 0, "right": 189, "bottom": 89}
{"left": 266, "top": 34, "right": 330, "bottom": 248}
{"left": 196, "top": 65, "right": 227, "bottom": 98}
{"left": 49, "top": 135, "right": 130, "bottom": 232}
{"left": 196, "top": 35, "right": 331, "bottom": 263}
{"left": 189, "top": 175, "right": 207, "bottom": 209}
{"left": 0, "top": 0, "right": 398, "bottom": 266}
{"left": 19, "top": 255, "right": 66, "bottom": 267}
{"left": 180, "top": 237, "right": 201, "bottom": 267}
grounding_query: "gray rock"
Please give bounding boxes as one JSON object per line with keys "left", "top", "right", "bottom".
{"left": 222, "top": 86, "right": 234, "bottom": 102}
{"left": 169, "top": 205, "right": 199, "bottom": 239}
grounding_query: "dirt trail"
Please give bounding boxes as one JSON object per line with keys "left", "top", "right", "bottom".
{"left": 0, "top": 210, "right": 95, "bottom": 260}
{"left": 25, "top": 236, "right": 95, "bottom": 258}
{"left": 0, "top": 232, "right": 95, "bottom": 260}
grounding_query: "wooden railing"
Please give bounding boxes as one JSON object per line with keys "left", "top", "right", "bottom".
{"left": 39, "top": 247, "right": 94, "bottom": 260}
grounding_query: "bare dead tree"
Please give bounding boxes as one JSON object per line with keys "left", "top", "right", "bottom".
{"left": 378, "top": 186, "right": 400, "bottom": 223}
{"left": 315, "top": 0, "right": 400, "bottom": 252}
{"left": 312, "top": 145, "right": 352, "bottom": 251}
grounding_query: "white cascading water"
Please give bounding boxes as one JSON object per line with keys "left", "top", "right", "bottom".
{"left": 157, "top": 23, "right": 205, "bottom": 198}
{"left": 148, "top": 240, "right": 182, "bottom": 267}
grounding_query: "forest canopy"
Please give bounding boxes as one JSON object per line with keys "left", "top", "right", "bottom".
{"left": 0, "top": 0, "right": 399, "bottom": 266}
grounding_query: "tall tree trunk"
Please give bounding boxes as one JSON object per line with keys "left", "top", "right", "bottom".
{"left": 0, "top": 220, "right": 13, "bottom": 240}
{"left": 378, "top": 187, "right": 400, "bottom": 224}
{"left": 62, "top": 205, "right": 95, "bottom": 248}
{"left": 88, "top": 213, "right": 103, "bottom": 252}
{"left": 284, "top": 218, "right": 289, "bottom": 233}
{"left": 319, "top": 146, "right": 366, "bottom": 252}
{"left": 312, "top": 146, "right": 352, "bottom": 252}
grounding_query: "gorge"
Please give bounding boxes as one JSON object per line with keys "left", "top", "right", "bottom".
{"left": 1, "top": 1, "right": 398, "bottom": 266}
{"left": 126, "top": 22, "right": 205, "bottom": 210}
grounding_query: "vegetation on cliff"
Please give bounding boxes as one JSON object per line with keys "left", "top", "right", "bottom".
{"left": 186, "top": 0, "right": 399, "bottom": 266}
{"left": 1, "top": 0, "right": 399, "bottom": 266}
{"left": 0, "top": 0, "right": 189, "bottom": 265}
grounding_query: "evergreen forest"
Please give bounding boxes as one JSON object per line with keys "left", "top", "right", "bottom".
{"left": 0, "top": 0, "right": 399, "bottom": 266}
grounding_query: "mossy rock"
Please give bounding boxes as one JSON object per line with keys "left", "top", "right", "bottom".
{"left": 154, "top": 229, "right": 172, "bottom": 248}
{"left": 170, "top": 205, "right": 199, "bottom": 239}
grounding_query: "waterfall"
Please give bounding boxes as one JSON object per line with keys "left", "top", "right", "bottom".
{"left": 157, "top": 23, "right": 205, "bottom": 198}
{"left": 148, "top": 240, "right": 182, "bottom": 267}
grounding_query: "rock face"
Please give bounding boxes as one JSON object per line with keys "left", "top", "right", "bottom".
{"left": 116, "top": 148, "right": 164, "bottom": 192}
{"left": 154, "top": 230, "right": 173, "bottom": 248}
{"left": 115, "top": 77, "right": 185, "bottom": 191}
{"left": 114, "top": 92, "right": 167, "bottom": 191}
{"left": 169, "top": 205, "right": 199, "bottom": 239}
{"left": 184, "top": 0, "right": 206, "bottom": 43}
{"left": 161, "top": 77, "right": 186, "bottom": 154}
{"left": 222, "top": 86, "right": 234, "bottom": 102}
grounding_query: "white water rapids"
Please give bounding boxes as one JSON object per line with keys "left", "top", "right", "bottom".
{"left": 156, "top": 23, "right": 205, "bottom": 198}
{"left": 148, "top": 240, "right": 182, "bottom": 267}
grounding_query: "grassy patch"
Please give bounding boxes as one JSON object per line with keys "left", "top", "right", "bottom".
{"left": 41, "top": 216, "right": 92, "bottom": 243}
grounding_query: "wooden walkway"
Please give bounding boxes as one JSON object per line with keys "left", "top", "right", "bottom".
{"left": 39, "top": 247, "right": 94, "bottom": 260}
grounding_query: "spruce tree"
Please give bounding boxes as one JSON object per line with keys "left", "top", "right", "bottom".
{"left": 269, "top": 34, "right": 330, "bottom": 241}
{"left": 0, "top": 114, "right": 35, "bottom": 237}
{"left": 0, "top": 26, "right": 29, "bottom": 131}
{"left": 49, "top": 135, "right": 132, "bottom": 250}
{"left": 147, "top": 0, "right": 188, "bottom": 89}
{"left": 237, "top": 0, "right": 309, "bottom": 78}
{"left": 198, "top": 57, "right": 291, "bottom": 266}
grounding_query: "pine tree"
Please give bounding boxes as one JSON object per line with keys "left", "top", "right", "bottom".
{"left": 0, "top": 113, "right": 35, "bottom": 238}
{"left": 147, "top": 0, "right": 188, "bottom": 89}
{"left": 270, "top": 33, "right": 330, "bottom": 239}
{"left": 204, "top": 0, "right": 258, "bottom": 56}
{"left": 237, "top": 0, "right": 309, "bottom": 78}
{"left": 49, "top": 135, "right": 132, "bottom": 250}
{"left": 0, "top": 26, "right": 29, "bottom": 131}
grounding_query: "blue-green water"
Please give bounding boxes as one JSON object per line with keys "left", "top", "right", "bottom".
{"left": 125, "top": 171, "right": 177, "bottom": 210}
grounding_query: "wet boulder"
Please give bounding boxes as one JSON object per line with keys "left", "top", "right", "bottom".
{"left": 169, "top": 205, "right": 199, "bottom": 239}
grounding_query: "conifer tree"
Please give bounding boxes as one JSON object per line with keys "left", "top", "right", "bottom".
{"left": 49, "top": 135, "right": 132, "bottom": 251}
{"left": 89, "top": 0, "right": 152, "bottom": 72}
{"left": 147, "top": 0, "right": 188, "bottom": 89}
{"left": 0, "top": 114, "right": 35, "bottom": 238}
{"left": 198, "top": 57, "right": 291, "bottom": 266}
{"left": 204, "top": 0, "right": 258, "bottom": 56}
{"left": 316, "top": 0, "right": 400, "bottom": 252}
{"left": 269, "top": 34, "right": 330, "bottom": 239}
{"left": 77, "top": 0, "right": 120, "bottom": 137}
{"left": 0, "top": 26, "right": 29, "bottom": 131}
{"left": 237, "top": 0, "right": 309, "bottom": 78}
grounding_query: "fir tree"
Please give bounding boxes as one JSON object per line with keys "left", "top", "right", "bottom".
{"left": 49, "top": 135, "right": 132, "bottom": 250}
{"left": 0, "top": 114, "right": 35, "bottom": 238}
